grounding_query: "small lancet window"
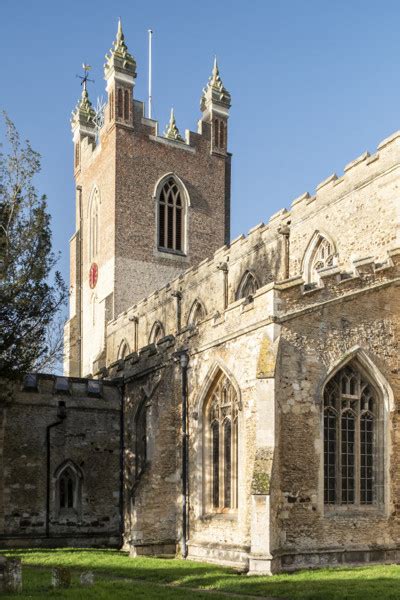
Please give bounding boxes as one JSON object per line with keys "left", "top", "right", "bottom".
{"left": 55, "top": 461, "right": 82, "bottom": 515}
{"left": 188, "top": 300, "right": 206, "bottom": 327}
{"left": 118, "top": 340, "right": 130, "bottom": 360}
{"left": 158, "top": 178, "right": 185, "bottom": 253}
{"left": 124, "top": 89, "right": 129, "bottom": 120}
{"left": 89, "top": 188, "right": 100, "bottom": 262}
{"left": 236, "top": 271, "right": 259, "bottom": 300}
{"left": 323, "top": 362, "right": 380, "bottom": 507}
{"left": 204, "top": 371, "right": 239, "bottom": 512}
{"left": 135, "top": 400, "right": 147, "bottom": 477}
{"left": 149, "top": 321, "right": 165, "bottom": 344}
{"left": 117, "top": 88, "right": 123, "bottom": 119}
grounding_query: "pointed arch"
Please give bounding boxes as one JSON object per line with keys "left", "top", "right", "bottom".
{"left": 322, "top": 347, "right": 392, "bottom": 510}
{"left": 302, "top": 230, "right": 337, "bottom": 283}
{"left": 149, "top": 320, "right": 165, "bottom": 344}
{"left": 196, "top": 361, "right": 242, "bottom": 514}
{"left": 153, "top": 173, "right": 190, "bottom": 255}
{"left": 188, "top": 299, "right": 207, "bottom": 327}
{"left": 54, "top": 460, "right": 83, "bottom": 515}
{"left": 236, "top": 270, "right": 259, "bottom": 300}
{"left": 88, "top": 186, "right": 101, "bottom": 262}
{"left": 118, "top": 338, "right": 131, "bottom": 360}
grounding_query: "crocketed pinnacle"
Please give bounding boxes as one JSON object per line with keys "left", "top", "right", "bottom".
{"left": 71, "top": 86, "right": 95, "bottom": 127}
{"left": 104, "top": 18, "right": 137, "bottom": 79}
{"left": 200, "top": 57, "right": 231, "bottom": 112}
{"left": 164, "top": 109, "right": 184, "bottom": 142}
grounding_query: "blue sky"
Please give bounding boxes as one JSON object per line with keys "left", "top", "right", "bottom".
{"left": 1, "top": 0, "right": 400, "bottom": 286}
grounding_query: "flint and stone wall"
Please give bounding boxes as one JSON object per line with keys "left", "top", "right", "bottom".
{"left": 0, "top": 375, "right": 121, "bottom": 548}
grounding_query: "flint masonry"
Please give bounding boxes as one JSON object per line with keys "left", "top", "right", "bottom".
{"left": 1, "top": 20, "right": 399, "bottom": 575}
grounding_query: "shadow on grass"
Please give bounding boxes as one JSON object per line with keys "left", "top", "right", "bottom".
{"left": 2, "top": 549, "right": 400, "bottom": 599}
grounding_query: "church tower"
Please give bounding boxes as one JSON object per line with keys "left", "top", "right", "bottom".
{"left": 64, "top": 21, "right": 232, "bottom": 377}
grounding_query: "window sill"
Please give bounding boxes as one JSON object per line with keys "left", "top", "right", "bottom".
{"left": 323, "top": 504, "right": 384, "bottom": 517}
{"left": 200, "top": 510, "right": 238, "bottom": 522}
{"left": 154, "top": 248, "right": 189, "bottom": 262}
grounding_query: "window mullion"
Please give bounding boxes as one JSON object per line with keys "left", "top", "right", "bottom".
{"left": 355, "top": 411, "right": 361, "bottom": 506}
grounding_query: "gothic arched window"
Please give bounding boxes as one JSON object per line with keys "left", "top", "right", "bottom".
{"left": 236, "top": 271, "right": 259, "bottom": 300}
{"left": 157, "top": 178, "right": 185, "bottom": 253}
{"left": 188, "top": 300, "right": 206, "bottom": 327}
{"left": 135, "top": 400, "right": 147, "bottom": 477}
{"left": 117, "top": 88, "right": 123, "bottom": 118}
{"left": 54, "top": 461, "right": 82, "bottom": 516}
{"left": 323, "top": 362, "right": 380, "bottom": 507}
{"left": 89, "top": 188, "right": 100, "bottom": 262}
{"left": 124, "top": 89, "right": 129, "bottom": 120}
{"left": 118, "top": 339, "right": 130, "bottom": 360}
{"left": 149, "top": 321, "right": 165, "bottom": 344}
{"left": 204, "top": 371, "right": 239, "bottom": 511}
{"left": 303, "top": 232, "right": 337, "bottom": 284}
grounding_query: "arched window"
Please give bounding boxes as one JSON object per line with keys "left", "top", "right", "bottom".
{"left": 109, "top": 91, "right": 114, "bottom": 121}
{"left": 90, "top": 294, "right": 97, "bottom": 327}
{"left": 89, "top": 188, "right": 100, "bottom": 261}
{"left": 236, "top": 271, "right": 259, "bottom": 300}
{"left": 303, "top": 232, "right": 337, "bottom": 284}
{"left": 323, "top": 362, "right": 380, "bottom": 507}
{"left": 135, "top": 400, "right": 147, "bottom": 477}
{"left": 54, "top": 461, "right": 82, "bottom": 515}
{"left": 124, "top": 89, "right": 129, "bottom": 120}
{"left": 118, "top": 339, "right": 130, "bottom": 360}
{"left": 149, "top": 321, "right": 165, "bottom": 344}
{"left": 188, "top": 300, "right": 206, "bottom": 327}
{"left": 204, "top": 371, "right": 239, "bottom": 511}
{"left": 157, "top": 178, "right": 185, "bottom": 253}
{"left": 117, "top": 88, "right": 123, "bottom": 118}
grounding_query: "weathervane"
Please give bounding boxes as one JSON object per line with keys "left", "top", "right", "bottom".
{"left": 76, "top": 63, "right": 94, "bottom": 91}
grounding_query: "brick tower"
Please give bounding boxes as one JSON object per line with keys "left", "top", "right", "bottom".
{"left": 64, "top": 21, "right": 232, "bottom": 377}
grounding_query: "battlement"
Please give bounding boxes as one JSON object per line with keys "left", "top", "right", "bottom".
{"left": 105, "top": 121, "right": 400, "bottom": 364}
{"left": 7, "top": 373, "right": 120, "bottom": 402}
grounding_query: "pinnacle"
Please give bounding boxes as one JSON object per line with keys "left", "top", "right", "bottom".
{"left": 164, "top": 108, "right": 184, "bottom": 142}
{"left": 200, "top": 57, "right": 231, "bottom": 112}
{"left": 104, "top": 18, "right": 137, "bottom": 79}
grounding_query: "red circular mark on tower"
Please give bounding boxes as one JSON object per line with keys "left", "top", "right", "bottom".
{"left": 89, "top": 263, "right": 98, "bottom": 289}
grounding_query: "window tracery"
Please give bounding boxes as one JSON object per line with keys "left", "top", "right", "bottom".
{"left": 54, "top": 461, "right": 82, "bottom": 516}
{"left": 323, "top": 363, "right": 378, "bottom": 507}
{"left": 157, "top": 178, "right": 185, "bottom": 253}
{"left": 205, "top": 372, "right": 239, "bottom": 511}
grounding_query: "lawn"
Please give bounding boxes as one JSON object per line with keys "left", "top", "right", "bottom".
{"left": 2, "top": 548, "right": 400, "bottom": 599}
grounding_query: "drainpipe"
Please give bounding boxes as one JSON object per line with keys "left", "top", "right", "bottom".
{"left": 45, "top": 401, "right": 67, "bottom": 537}
{"left": 119, "top": 379, "right": 125, "bottom": 545}
{"left": 177, "top": 350, "right": 189, "bottom": 558}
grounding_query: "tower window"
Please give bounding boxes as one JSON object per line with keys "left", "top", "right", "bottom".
{"left": 124, "top": 89, "right": 129, "bottom": 120}
{"left": 323, "top": 362, "right": 380, "bottom": 507}
{"left": 117, "top": 88, "right": 123, "bottom": 119}
{"left": 158, "top": 178, "right": 185, "bottom": 253}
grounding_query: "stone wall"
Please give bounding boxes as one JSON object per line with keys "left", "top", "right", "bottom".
{"left": 106, "top": 127, "right": 400, "bottom": 365}
{"left": 0, "top": 374, "right": 121, "bottom": 548}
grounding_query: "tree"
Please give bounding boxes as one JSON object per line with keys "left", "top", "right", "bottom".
{"left": 0, "top": 113, "right": 67, "bottom": 378}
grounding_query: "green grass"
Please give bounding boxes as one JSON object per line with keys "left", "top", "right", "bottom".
{"left": 2, "top": 548, "right": 400, "bottom": 599}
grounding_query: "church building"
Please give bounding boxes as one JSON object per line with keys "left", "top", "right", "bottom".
{"left": 1, "top": 21, "right": 399, "bottom": 575}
